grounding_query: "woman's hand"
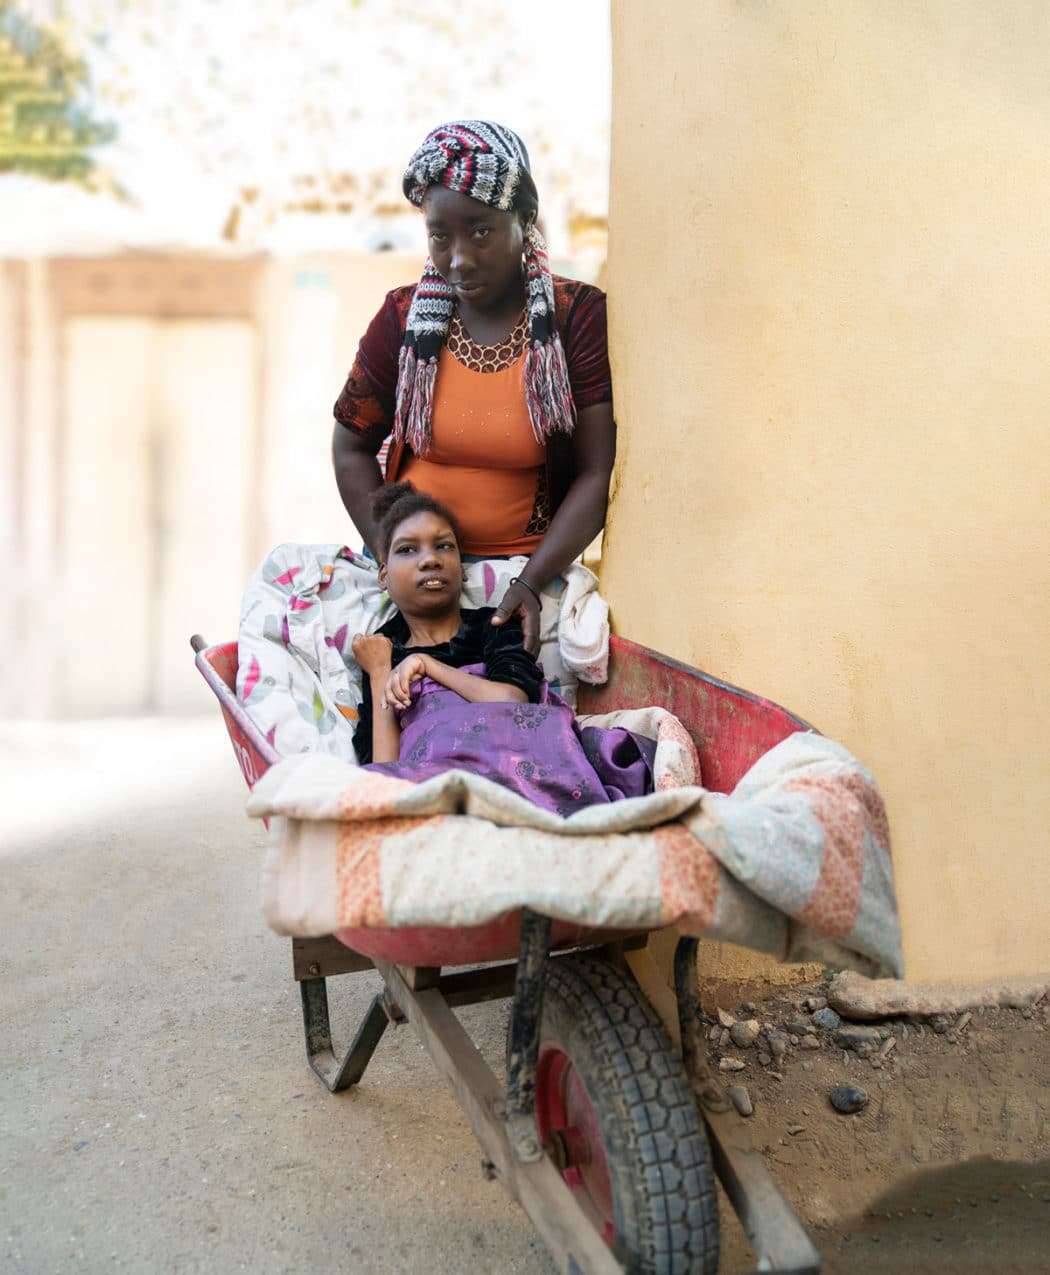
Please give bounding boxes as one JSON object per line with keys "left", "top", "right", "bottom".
{"left": 490, "top": 580, "right": 542, "bottom": 656}
{"left": 383, "top": 654, "right": 430, "bottom": 709}
{"left": 351, "top": 633, "right": 393, "bottom": 678}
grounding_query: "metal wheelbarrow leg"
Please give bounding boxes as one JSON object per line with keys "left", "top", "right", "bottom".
{"left": 299, "top": 980, "right": 389, "bottom": 1093}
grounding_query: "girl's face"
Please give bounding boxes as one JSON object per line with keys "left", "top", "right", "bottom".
{"left": 422, "top": 185, "right": 526, "bottom": 314}
{"left": 379, "top": 510, "right": 464, "bottom": 616}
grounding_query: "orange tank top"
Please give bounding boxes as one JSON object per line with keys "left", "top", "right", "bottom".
{"left": 398, "top": 348, "right": 547, "bottom": 556}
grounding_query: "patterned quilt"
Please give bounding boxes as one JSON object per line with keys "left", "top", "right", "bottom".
{"left": 247, "top": 726, "right": 903, "bottom": 979}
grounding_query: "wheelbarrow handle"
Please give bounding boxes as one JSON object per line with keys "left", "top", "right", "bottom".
{"left": 190, "top": 633, "right": 209, "bottom": 653}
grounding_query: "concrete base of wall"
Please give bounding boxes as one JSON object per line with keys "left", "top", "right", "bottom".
{"left": 829, "top": 970, "right": 1050, "bottom": 1021}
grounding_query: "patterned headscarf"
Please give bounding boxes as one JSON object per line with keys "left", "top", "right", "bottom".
{"left": 394, "top": 120, "right": 576, "bottom": 456}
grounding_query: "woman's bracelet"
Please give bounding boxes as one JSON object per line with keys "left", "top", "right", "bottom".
{"left": 508, "top": 576, "right": 542, "bottom": 607}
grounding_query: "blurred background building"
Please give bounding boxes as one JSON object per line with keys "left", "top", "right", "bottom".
{"left": 0, "top": 0, "right": 610, "bottom": 716}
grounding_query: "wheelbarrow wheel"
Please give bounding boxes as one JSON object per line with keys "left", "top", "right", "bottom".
{"left": 533, "top": 955, "right": 719, "bottom": 1275}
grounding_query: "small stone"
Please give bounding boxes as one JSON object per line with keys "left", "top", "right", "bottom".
{"left": 707, "top": 1023, "right": 721, "bottom": 1042}
{"left": 788, "top": 1017, "right": 812, "bottom": 1038}
{"left": 719, "top": 1057, "right": 746, "bottom": 1073}
{"left": 757, "top": 1051, "right": 771, "bottom": 1066}
{"left": 842, "top": 1051, "right": 850, "bottom": 1066}
{"left": 717, "top": 1008, "right": 736, "bottom": 1028}
{"left": 813, "top": 1007, "right": 841, "bottom": 1031}
{"left": 789, "top": 1034, "right": 800, "bottom": 1046}
{"left": 741, "top": 1001, "right": 756, "bottom": 1013}
{"left": 768, "top": 1034, "right": 788, "bottom": 1060}
{"left": 728, "top": 1085, "right": 753, "bottom": 1117}
{"left": 800, "top": 1035, "right": 821, "bottom": 1050}
{"left": 901, "top": 1024, "right": 909, "bottom": 1040}
{"left": 1021, "top": 1007, "right": 1033, "bottom": 1020}
{"left": 879, "top": 1037, "right": 897, "bottom": 1058}
{"left": 801, "top": 1061, "right": 813, "bottom": 1072}
{"left": 834, "top": 1025, "right": 883, "bottom": 1051}
{"left": 804, "top": 995, "right": 828, "bottom": 1012}
{"left": 855, "top": 1043, "right": 873, "bottom": 1059}
{"left": 929, "top": 1014, "right": 951, "bottom": 1034}
{"left": 945, "top": 1031, "right": 958, "bottom": 1045}
{"left": 870, "top": 1056, "right": 883, "bottom": 1069}
{"left": 955, "top": 1012, "right": 972, "bottom": 1033}
{"left": 787, "top": 1124, "right": 805, "bottom": 1136}
{"left": 729, "top": 1020, "right": 761, "bottom": 1049}
{"left": 720, "top": 1029, "right": 731, "bottom": 1049}
{"left": 769, "top": 1071, "right": 784, "bottom": 1082}
{"left": 829, "top": 1084, "right": 869, "bottom": 1114}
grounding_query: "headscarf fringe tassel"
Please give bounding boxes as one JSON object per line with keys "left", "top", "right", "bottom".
{"left": 393, "top": 346, "right": 439, "bottom": 456}
{"left": 524, "top": 332, "right": 577, "bottom": 444}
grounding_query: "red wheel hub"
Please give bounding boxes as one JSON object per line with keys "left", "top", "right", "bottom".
{"left": 535, "top": 1041, "right": 615, "bottom": 1245}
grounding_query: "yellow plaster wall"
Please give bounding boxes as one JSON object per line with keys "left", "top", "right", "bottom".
{"left": 605, "top": 1, "right": 1050, "bottom": 982}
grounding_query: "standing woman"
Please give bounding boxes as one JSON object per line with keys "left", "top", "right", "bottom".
{"left": 332, "top": 120, "right": 615, "bottom": 654}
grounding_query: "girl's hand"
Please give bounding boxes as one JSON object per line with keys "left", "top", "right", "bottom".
{"left": 351, "top": 632, "right": 393, "bottom": 677}
{"left": 383, "top": 654, "right": 429, "bottom": 709}
{"left": 491, "top": 580, "right": 542, "bottom": 655}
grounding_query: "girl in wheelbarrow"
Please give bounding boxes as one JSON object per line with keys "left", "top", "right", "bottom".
{"left": 351, "top": 482, "right": 654, "bottom": 817}
{"left": 332, "top": 119, "right": 614, "bottom": 657}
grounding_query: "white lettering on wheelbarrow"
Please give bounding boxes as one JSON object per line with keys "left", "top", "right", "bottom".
{"left": 238, "top": 745, "right": 257, "bottom": 786}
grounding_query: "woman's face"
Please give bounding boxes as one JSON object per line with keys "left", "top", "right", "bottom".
{"left": 379, "top": 510, "right": 463, "bottom": 616}
{"left": 422, "top": 185, "right": 526, "bottom": 313}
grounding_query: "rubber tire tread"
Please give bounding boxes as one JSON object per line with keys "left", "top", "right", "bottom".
{"left": 540, "top": 955, "right": 719, "bottom": 1275}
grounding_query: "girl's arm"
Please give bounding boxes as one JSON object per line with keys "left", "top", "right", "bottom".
{"left": 352, "top": 634, "right": 401, "bottom": 763}
{"left": 368, "top": 670, "right": 402, "bottom": 762}
{"left": 384, "top": 653, "right": 527, "bottom": 711}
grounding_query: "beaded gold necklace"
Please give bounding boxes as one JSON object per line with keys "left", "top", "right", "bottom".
{"left": 446, "top": 308, "right": 529, "bottom": 374}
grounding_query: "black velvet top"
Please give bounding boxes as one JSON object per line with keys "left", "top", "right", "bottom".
{"left": 352, "top": 607, "right": 544, "bottom": 764}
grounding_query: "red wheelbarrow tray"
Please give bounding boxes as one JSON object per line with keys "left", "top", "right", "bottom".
{"left": 193, "top": 631, "right": 821, "bottom": 1275}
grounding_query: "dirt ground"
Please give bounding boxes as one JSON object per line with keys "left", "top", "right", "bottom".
{"left": 2, "top": 717, "right": 1047, "bottom": 1274}
{"left": 699, "top": 978, "right": 1050, "bottom": 1274}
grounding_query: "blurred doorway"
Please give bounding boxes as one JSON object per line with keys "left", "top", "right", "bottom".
{"left": 58, "top": 315, "right": 257, "bottom": 713}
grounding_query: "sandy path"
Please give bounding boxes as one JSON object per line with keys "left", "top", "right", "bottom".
{"left": 1, "top": 719, "right": 552, "bottom": 1274}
